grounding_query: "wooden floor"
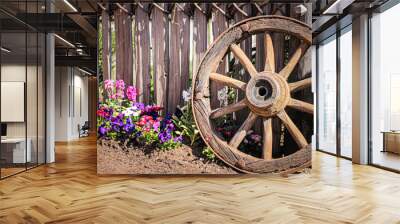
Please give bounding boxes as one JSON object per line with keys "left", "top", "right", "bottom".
{"left": 372, "top": 150, "right": 400, "bottom": 171}
{"left": 1, "top": 136, "right": 400, "bottom": 223}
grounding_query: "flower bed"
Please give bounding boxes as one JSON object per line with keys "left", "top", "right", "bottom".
{"left": 97, "top": 80, "right": 182, "bottom": 150}
{"left": 97, "top": 80, "right": 266, "bottom": 174}
{"left": 97, "top": 80, "right": 237, "bottom": 174}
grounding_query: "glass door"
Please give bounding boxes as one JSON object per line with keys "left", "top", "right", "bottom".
{"left": 317, "top": 35, "right": 337, "bottom": 155}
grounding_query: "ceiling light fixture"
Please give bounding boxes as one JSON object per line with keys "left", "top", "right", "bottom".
{"left": 323, "top": 0, "right": 355, "bottom": 15}
{"left": 78, "top": 67, "right": 93, "bottom": 76}
{"left": 1, "top": 47, "right": 11, "bottom": 53}
{"left": 63, "top": 0, "right": 78, "bottom": 12}
{"left": 54, "top": 34, "right": 75, "bottom": 48}
{"left": 295, "top": 5, "right": 308, "bottom": 16}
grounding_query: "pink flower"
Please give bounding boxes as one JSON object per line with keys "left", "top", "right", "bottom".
{"left": 104, "top": 79, "right": 114, "bottom": 90}
{"left": 115, "top": 80, "right": 125, "bottom": 90}
{"left": 153, "top": 121, "right": 160, "bottom": 131}
{"left": 250, "top": 134, "right": 262, "bottom": 143}
{"left": 104, "top": 80, "right": 114, "bottom": 99}
{"left": 115, "top": 80, "right": 125, "bottom": 100}
{"left": 126, "top": 86, "right": 137, "bottom": 102}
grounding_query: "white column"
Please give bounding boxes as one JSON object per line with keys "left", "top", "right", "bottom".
{"left": 46, "top": 32, "right": 55, "bottom": 163}
{"left": 352, "top": 14, "right": 369, "bottom": 164}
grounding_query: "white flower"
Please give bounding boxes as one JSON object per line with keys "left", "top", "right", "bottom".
{"left": 132, "top": 111, "right": 140, "bottom": 117}
{"left": 123, "top": 107, "right": 140, "bottom": 117}
{"left": 182, "top": 88, "right": 192, "bottom": 102}
{"left": 217, "top": 87, "right": 228, "bottom": 106}
{"left": 123, "top": 108, "right": 134, "bottom": 116}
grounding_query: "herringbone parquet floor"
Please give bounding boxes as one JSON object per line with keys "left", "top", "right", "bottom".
{"left": 1, "top": 136, "right": 400, "bottom": 224}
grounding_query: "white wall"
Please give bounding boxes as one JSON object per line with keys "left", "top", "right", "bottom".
{"left": 54, "top": 66, "right": 89, "bottom": 141}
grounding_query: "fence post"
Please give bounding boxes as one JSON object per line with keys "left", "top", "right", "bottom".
{"left": 101, "top": 7, "right": 110, "bottom": 81}
{"left": 167, "top": 5, "right": 181, "bottom": 114}
{"left": 233, "top": 4, "right": 252, "bottom": 125}
{"left": 179, "top": 5, "right": 191, "bottom": 105}
{"left": 210, "top": 3, "right": 228, "bottom": 109}
{"left": 271, "top": 4, "right": 288, "bottom": 153}
{"left": 135, "top": 4, "right": 151, "bottom": 103}
{"left": 115, "top": 4, "right": 133, "bottom": 85}
{"left": 152, "top": 4, "right": 168, "bottom": 109}
{"left": 193, "top": 3, "right": 208, "bottom": 85}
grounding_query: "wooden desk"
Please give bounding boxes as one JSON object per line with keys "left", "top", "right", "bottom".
{"left": 382, "top": 131, "right": 400, "bottom": 154}
{"left": 1, "top": 138, "right": 31, "bottom": 163}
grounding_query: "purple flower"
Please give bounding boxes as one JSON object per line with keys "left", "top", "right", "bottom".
{"left": 98, "top": 126, "right": 108, "bottom": 136}
{"left": 158, "top": 132, "right": 172, "bottom": 143}
{"left": 134, "top": 102, "right": 145, "bottom": 111}
{"left": 174, "top": 135, "right": 183, "bottom": 143}
{"left": 123, "top": 118, "right": 135, "bottom": 133}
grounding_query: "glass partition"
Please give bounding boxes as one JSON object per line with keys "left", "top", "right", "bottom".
{"left": 339, "top": 26, "right": 352, "bottom": 158}
{"left": 370, "top": 4, "right": 400, "bottom": 171}
{"left": 0, "top": 31, "right": 28, "bottom": 177}
{"left": 317, "top": 35, "right": 337, "bottom": 155}
{"left": 0, "top": 1, "right": 46, "bottom": 179}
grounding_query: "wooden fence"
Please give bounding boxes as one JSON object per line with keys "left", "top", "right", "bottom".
{"left": 98, "top": 2, "right": 313, "bottom": 151}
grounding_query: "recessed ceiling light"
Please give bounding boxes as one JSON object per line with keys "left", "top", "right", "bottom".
{"left": 78, "top": 67, "right": 93, "bottom": 76}
{"left": 54, "top": 34, "right": 75, "bottom": 48}
{"left": 1, "top": 47, "right": 11, "bottom": 53}
{"left": 63, "top": 0, "right": 78, "bottom": 12}
{"left": 323, "top": 0, "right": 355, "bottom": 15}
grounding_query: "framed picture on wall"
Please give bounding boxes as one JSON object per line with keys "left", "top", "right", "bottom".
{"left": 97, "top": 2, "right": 313, "bottom": 175}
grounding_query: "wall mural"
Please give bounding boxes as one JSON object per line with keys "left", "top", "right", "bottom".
{"left": 97, "top": 2, "right": 313, "bottom": 175}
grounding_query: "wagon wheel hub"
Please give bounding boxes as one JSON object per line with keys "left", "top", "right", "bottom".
{"left": 192, "top": 16, "right": 313, "bottom": 174}
{"left": 245, "top": 72, "right": 290, "bottom": 118}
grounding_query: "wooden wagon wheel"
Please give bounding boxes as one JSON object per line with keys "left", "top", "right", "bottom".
{"left": 192, "top": 16, "right": 313, "bottom": 174}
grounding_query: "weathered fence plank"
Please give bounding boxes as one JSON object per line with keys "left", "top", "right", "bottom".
{"left": 101, "top": 8, "right": 110, "bottom": 81}
{"left": 233, "top": 4, "right": 252, "bottom": 125}
{"left": 151, "top": 4, "right": 167, "bottom": 109}
{"left": 293, "top": 3, "right": 314, "bottom": 145}
{"left": 135, "top": 4, "right": 151, "bottom": 103}
{"left": 193, "top": 3, "right": 208, "bottom": 84}
{"left": 179, "top": 4, "right": 191, "bottom": 104}
{"left": 254, "top": 5, "right": 271, "bottom": 134}
{"left": 167, "top": 6, "right": 182, "bottom": 113}
{"left": 210, "top": 3, "right": 228, "bottom": 109}
{"left": 271, "top": 4, "right": 287, "bottom": 154}
{"left": 115, "top": 4, "right": 133, "bottom": 84}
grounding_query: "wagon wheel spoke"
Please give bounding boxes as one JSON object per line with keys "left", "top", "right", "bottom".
{"left": 289, "top": 77, "right": 311, "bottom": 92}
{"left": 279, "top": 42, "right": 309, "bottom": 80}
{"left": 210, "top": 99, "right": 247, "bottom": 119}
{"left": 287, "top": 98, "right": 314, "bottom": 114}
{"left": 229, "top": 112, "right": 258, "bottom": 148}
{"left": 230, "top": 43, "right": 258, "bottom": 78}
{"left": 210, "top": 72, "right": 247, "bottom": 91}
{"left": 262, "top": 118, "right": 273, "bottom": 160}
{"left": 264, "top": 33, "right": 275, "bottom": 73}
{"left": 277, "top": 111, "right": 308, "bottom": 148}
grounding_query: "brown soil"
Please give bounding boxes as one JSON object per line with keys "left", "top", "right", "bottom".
{"left": 97, "top": 139, "right": 238, "bottom": 175}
